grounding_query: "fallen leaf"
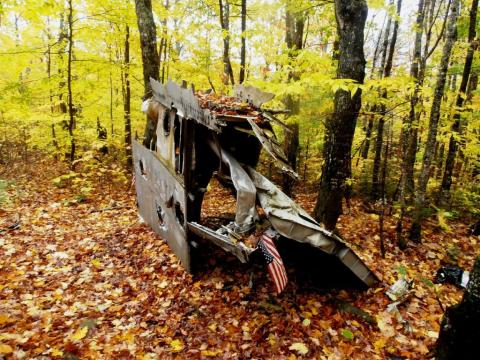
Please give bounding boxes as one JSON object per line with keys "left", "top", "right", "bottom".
{"left": 289, "top": 342, "right": 309, "bottom": 355}
{"left": 170, "top": 339, "right": 184, "bottom": 352}
{"left": 0, "top": 343, "right": 13, "bottom": 354}
{"left": 341, "top": 329, "right": 354, "bottom": 340}
{"left": 71, "top": 326, "right": 88, "bottom": 341}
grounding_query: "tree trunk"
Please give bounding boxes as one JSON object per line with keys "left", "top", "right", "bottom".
{"left": 124, "top": 25, "right": 132, "bottom": 169}
{"left": 159, "top": 0, "right": 169, "bottom": 83}
{"left": 135, "top": 0, "right": 160, "bottom": 93}
{"left": 396, "top": 0, "right": 426, "bottom": 249}
{"left": 313, "top": 0, "right": 368, "bottom": 230}
{"left": 219, "top": 0, "right": 235, "bottom": 85}
{"left": 281, "top": 1, "right": 305, "bottom": 196}
{"left": 239, "top": 0, "right": 246, "bottom": 84}
{"left": 67, "top": 0, "right": 75, "bottom": 164}
{"left": 371, "top": 0, "right": 402, "bottom": 199}
{"left": 435, "top": 257, "right": 480, "bottom": 359}
{"left": 439, "top": 0, "right": 478, "bottom": 204}
{"left": 410, "top": 0, "right": 459, "bottom": 242}
{"left": 134, "top": 0, "right": 160, "bottom": 148}
{"left": 282, "top": 122, "right": 299, "bottom": 196}
{"left": 361, "top": 114, "right": 374, "bottom": 159}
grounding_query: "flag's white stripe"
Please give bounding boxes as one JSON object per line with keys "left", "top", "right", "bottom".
{"left": 276, "top": 263, "right": 287, "bottom": 286}
{"left": 271, "top": 261, "right": 286, "bottom": 292}
{"left": 262, "top": 237, "right": 283, "bottom": 263}
{"left": 275, "top": 262, "right": 287, "bottom": 287}
{"left": 269, "top": 261, "right": 283, "bottom": 293}
{"left": 268, "top": 265, "right": 282, "bottom": 293}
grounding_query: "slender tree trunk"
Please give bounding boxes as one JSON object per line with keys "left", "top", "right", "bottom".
{"left": 134, "top": 0, "right": 160, "bottom": 148}
{"left": 362, "top": 17, "right": 386, "bottom": 160}
{"left": 410, "top": 0, "right": 459, "bottom": 242}
{"left": 124, "top": 25, "right": 132, "bottom": 169}
{"left": 239, "top": 0, "right": 246, "bottom": 84}
{"left": 396, "top": 0, "right": 426, "bottom": 248}
{"left": 371, "top": 0, "right": 402, "bottom": 199}
{"left": 219, "top": 0, "right": 235, "bottom": 85}
{"left": 67, "top": 0, "right": 75, "bottom": 164}
{"left": 159, "top": 0, "right": 169, "bottom": 83}
{"left": 282, "top": 123, "right": 299, "bottom": 195}
{"left": 439, "top": 0, "right": 478, "bottom": 204}
{"left": 362, "top": 114, "right": 374, "bottom": 159}
{"left": 281, "top": 1, "right": 305, "bottom": 196}
{"left": 313, "top": 0, "right": 368, "bottom": 230}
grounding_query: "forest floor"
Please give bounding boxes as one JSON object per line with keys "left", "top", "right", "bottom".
{"left": 0, "top": 156, "right": 478, "bottom": 359}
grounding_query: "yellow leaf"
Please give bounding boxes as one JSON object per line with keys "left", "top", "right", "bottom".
{"left": 374, "top": 337, "right": 387, "bottom": 350}
{"left": 0, "top": 344, "right": 13, "bottom": 354}
{"left": 289, "top": 342, "right": 309, "bottom": 355}
{"left": 170, "top": 339, "right": 184, "bottom": 352}
{"left": 71, "top": 326, "right": 88, "bottom": 341}
{"left": 0, "top": 314, "right": 10, "bottom": 325}
{"left": 51, "top": 348, "right": 64, "bottom": 356}
{"left": 201, "top": 349, "right": 222, "bottom": 357}
{"left": 91, "top": 259, "right": 102, "bottom": 267}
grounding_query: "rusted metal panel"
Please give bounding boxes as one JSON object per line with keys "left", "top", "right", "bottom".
{"left": 133, "top": 140, "right": 190, "bottom": 271}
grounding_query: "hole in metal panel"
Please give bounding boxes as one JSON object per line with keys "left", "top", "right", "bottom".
{"left": 175, "top": 201, "right": 185, "bottom": 227}
{"left": 174, "top": 115, "right": 183, "bottom": 174}
{"left": 139, "top": 160, "right": 147, "bottom": 177}
{"left": 156, "top": 202, "right": 167, "bottom": 230}
{"left": 163, "top": 110, "right": 170, "bottom": 136}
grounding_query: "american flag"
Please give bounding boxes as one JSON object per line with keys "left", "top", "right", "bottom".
{"left": 258, "top": 229, "right": 288, "bottom": 294}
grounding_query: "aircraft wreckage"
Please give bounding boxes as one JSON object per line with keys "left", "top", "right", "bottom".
{"left": 133, "top": 78, "right": 378, "bottom": 291}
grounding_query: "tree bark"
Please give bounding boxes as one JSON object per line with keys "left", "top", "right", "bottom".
{"left": 410, "top": 0, "right": 459, "bottom": 242}
{"left": 239, "top": 0, "right": 246, "bottom": 84}
{"left": 134, "top": 0, "right": 160, "bottom": 148}
{"left": 435, "top": 257, "right": 480, "bottom": 359}
{"left": 219, "top": 0, "right": 235, "bottom": 85}
{"left": 396, "top": 0, "right": 426, "bottom": 249}
{"left": 135, "top": 0, "right": 160, "bottom": 93}
{"left": 124, "top": 25, "right": 132, "bottom": 169}
{"left": 439, "top": 0, "right": 478, "bottom": 204}
{"left": 282, "top": 122, "right": 299, "bottom": 196}
{"left": 313, "top": 0, "right": 368, "bottom": 230}
{"left": 281, "top": 1, "right": 305, "bottom": 196}
{"left": 371, "top": 0, "right": 402, "bottom": 199}
{"left": 67, "top": 0, "right": 75, "bottom": 164}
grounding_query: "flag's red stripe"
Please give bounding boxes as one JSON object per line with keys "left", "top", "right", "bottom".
{"left": 262, "top": 236, "right": 283, "bottom": 263}
{"left": 267, "top": 264, "right": 282, "bottom": 293}
{"left": 274, "top": 262, "right": 287, "bottom": 288}
{"left": 263, "top": 240, "right": 282, "bottom": 260}
{"left": 261, "top": 232, "right": 288, "bottom": 294}
{"left": 269, "top": 261, "right": 287, "bottom": 293}
{"left": 268, "top": 261, "right": 282, "bottom": 293}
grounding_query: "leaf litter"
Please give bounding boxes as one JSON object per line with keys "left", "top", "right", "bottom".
{"left": 0, "top": 159, "right": 478, "bottom": 359}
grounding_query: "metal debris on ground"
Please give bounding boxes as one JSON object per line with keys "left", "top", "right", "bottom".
{"left": 132, "top": 78, "right": 378, "bottom": 290}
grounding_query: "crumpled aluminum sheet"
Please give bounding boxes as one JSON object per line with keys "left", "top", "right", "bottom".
{"left": 150, "top": 78, "right": 220, "bottom": 132}
{"left": 245, "top": 117, "right": 298, "bottom": 179}
{"left": 207, "top": 140, "right": 258, "bottom": 232}
{"left": 247, "top": 167, "right": 378, "bottom": 287}
{"left": 233, "top": 84, "right": 275, "bottom": 108}
{"left": 248, "top": 167, "right": 336, "bottom": 252}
